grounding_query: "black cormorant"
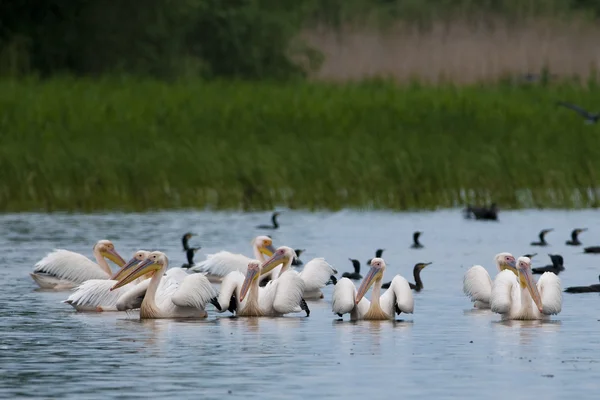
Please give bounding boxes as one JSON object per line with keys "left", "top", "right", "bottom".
{"left": 181, "top": 232, "right": 195, "bottom": 251}
{"left": 411, "top": 231, "right": 423, "bottom": 249}
{"left": 256, "top": 212, "right": 280, "bottom": 229}
{"left": 181, "top": 247, "right": 201, "bottom": 269}
{"left": 532, "top": 254, "right": 564, "bottom": 275}
{"left": 566, "top": 228, "right": 587, "bottom": 246}
{"left": 341, "top": 258, "right": 362, "bottom": 280}
{"left": 564, "top": 275, "right": 600, "bottom": 293}
{"left": 366, "top": 249, "right": 385, "bottom": 265}
{"left": 583, "top": 245, "right": 600, "bottom": 254}
{"left": 291, "top": 249, "right": 305, "bottom": 266}
{"left": 381, "top": 262, "right": 432, "bottom": 291}
{"left": 463, "top": 203, "right": 498, "bottom": 221}
{"left": 530, "top": 229, "right": 553, "bottom": 246}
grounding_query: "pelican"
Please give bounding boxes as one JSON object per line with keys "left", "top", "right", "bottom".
{"left": 63, "top": 251, "right": 153, "bottom": 312}
{"left": 463, "top": 253, "right": 517, "bottom": 309}
{"left": 189, "top": 236, "right": 276, "bottom": 283}
{"left": 212, "top": 260, "right": 309, "bottom": 317}
{"left": 30, "top": 240, "right": 126, "bottom": 290}
{"left": 259, "top": 246, "right": 337, "bottom": 300}
{"left": 332, "top": 258, "right": 413, "bottom": 321}
{"left": 110, "top": 251, "right": 217, "bottom": 319}
{"left": 490, "top": 256, "right": 562, "bottom": 320}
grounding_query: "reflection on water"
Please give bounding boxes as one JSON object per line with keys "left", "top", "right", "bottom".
{"left": 2, "top": 209, "right": 600, "bottom": 399}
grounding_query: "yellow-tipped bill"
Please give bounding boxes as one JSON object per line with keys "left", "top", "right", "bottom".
{"left": 355, "top": 266, "right": 383, "bottom": 304}
{"left": 101, "top": 247, "right": 127, "bottom": 268}
{"left": 110, "top": 258, "right": 160, "bottom": 291}
{"left": 519, "top": 265, "right": 543, "bottom": 313}
{"left": 260, "top": 251, "right": 288, "bottom": 276}
{"left": 239, "top": 266, "right": 260, "bottom": 302}
{"left": 110, "top": 256, "right": 143, "bottom": 281}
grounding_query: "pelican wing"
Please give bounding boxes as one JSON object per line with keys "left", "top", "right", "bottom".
{"left": 33, "top": 249, "right": 109, "bottom": 283}
{"left": 463, "top": 265, "right": 492, "bottom": 304}
{"left": 189, "top": 251, "right": 251, "bottom": 276}
{"left": 331, "top": 277, "right": 357, "bottom": 315}
{"left": 171, "top": 274, "right": 218, "bottom": 310}
{"left": 115, "top": 279, "right": 150, "bottom": 311}
{"left": 64, "top": 279, "right": 123, "bottom": 311}
{"left": 537, "top": 272, "right": 562, "bottom": 315}
{"left": 298, "top": 258, "right": 337, "bottom": 292}
{"left": 490, "top": 270, "right": 519, "bottom": 314}
{"left": 380, "top": 275, "right": 414, "bottom": 315}
{"left": 263, "top": 271, "right": 305, "bottom": 314}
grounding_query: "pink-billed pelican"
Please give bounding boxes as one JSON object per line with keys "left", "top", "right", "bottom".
{"left": 110, "top": 251, "right": 216, "bottom": 319}
{"left": 463, "top": 252, "right": 517, "bottom": 309}
{"left": 63, "top": 250, "right": 153, "bottom": 312}
{"left": 332, "top": 258, "right": 414, "bottom": 321}
{"left": 30, "top": 240, "right": 126, "bottom": 290}
{"left": 189, "top": 236, "right": 276, "bottom": 283}
{"left": 211, "top": 260, "right": 309, "bottom": 317}
{"left": 258, "top": 246, "right": 337, "bottom": 300}
{"left": 490, "top": 256, "right": 562, "bottom": 320}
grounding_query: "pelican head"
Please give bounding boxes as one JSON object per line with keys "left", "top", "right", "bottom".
{"left": 517, "top": 256, "right": 543, "bottom": 313}
{"left": 253, "top": 235, "right": 276, "bottom": 257}
{"left": 94, "top": 240, "right": 126, "bottom": 266}
{"left": 110, "top": 251, "right": 168, "bottom": 291}
{"left": 240, "top": 260, "right": 261, "bottom": 302}
{"left": 111, "top": 250, "right": 151, "bottom": 280}
{"left": 494, "top": 252, "right": 517, "bottom": 273}
{"left": 260, "top": 246, "right": 297, "bottom": 275}
{"left": 356, "top": 257, "right": 386, "bottom": 304}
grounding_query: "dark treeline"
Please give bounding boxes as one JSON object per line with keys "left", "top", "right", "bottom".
{"left": 2, "top": 0, "right": 600, "bottom": 80}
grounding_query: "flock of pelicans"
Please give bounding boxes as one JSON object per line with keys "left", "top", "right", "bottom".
{"left": 27, "top": 212, "right": 600, "bottom": 321}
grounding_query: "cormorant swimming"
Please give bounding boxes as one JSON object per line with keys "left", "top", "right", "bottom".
{"left": 381, "top": 262, "right": 431, "bottom": 291}
{"left": 564, "top": 275, "right": 600, "bottom": 293}
{"left": 566, "top": 228, "right": 587, "bottom": 246}
{"left": 583, "top": 245, "right": 600, "bottom": 254}
{"left": 291, "top": 249, "right": 305, "bottom": 266}
{"left": 530, "top": 229, "right": 553, "bottom": 246}
{"left": 532, "top": 254, "right": 564, "bottom": 275}
{"left": 341, "top": 258, "right": 362, "bottom": 280}
{"left": 557, "top": 101, "right": 600, "bottom": 124}
{"left": 463, "top": 203, "right": 498, "bottom": 221}
{"left": 256, "top": 212, "right": 280, "bottom": 229}
{"left": 181, "top": 247, "right": 201, "bottom": 269}
{"left": 181, "top": 232, "right": 196, "bottom": 251}
{"left": 366, "top": 249, "right": 384, "bottom": 265}
{"left": 411, "top": 231, "right": 423, "bottom": 249}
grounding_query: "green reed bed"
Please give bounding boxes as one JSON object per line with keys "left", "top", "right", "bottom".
{"left": 1, "top": 77, "right": 600, "bottom": 212}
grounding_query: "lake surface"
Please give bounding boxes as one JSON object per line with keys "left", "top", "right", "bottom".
{"left": 1, "top": 209, "right": 600, "bottom": 399}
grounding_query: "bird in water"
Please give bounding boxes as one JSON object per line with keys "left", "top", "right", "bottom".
{"left": 530, "top": 229, "right": 553, "bottom": 246}
{"left": 532, "top": 254, "right": 564, "bottom": 275}
{"left": 566, "top": 228, "right": 587, "bottom": 246}
{"left": 341, "top": 258, "right": 362, "bottom": 280}
{"left": 256, "top": 212, "right": 280, "bottom": 229}
{"left": 463, "top": 203, "right": 498, "bottom": 221}
{"left": 181, "top": 247, "right": 201, "bottom": 269}
{"left": 381, "top": 262, "right": 432, "bottom": 291}
{"left": 583, "top": 245, "right": 600, "bottom": 254}
{"left": 291, "top": 249, "right": 305, "bottom": 266}
{"left": 366, "top": 249, "right": 384, "bottom": 265}
{"left": 557, "top": 101, "right": 599, "bottom": 124}
{"left": 181, "top": 232, "right": 196, "bottom": 251}
{"left": 411, "top": 231, "right": 424, "bottom": 249}
{"left": 564, "top": 275, "right": 600, "bottom": 293}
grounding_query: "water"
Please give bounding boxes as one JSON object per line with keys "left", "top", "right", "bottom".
{"left": 1, "top": 209, "right": 600, "bottom": 399}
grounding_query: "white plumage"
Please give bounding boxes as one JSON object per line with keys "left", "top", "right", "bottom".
{"left": 463, "top": 252, "right": 517, "bottom": 309}
{"left": 30, "top": 240, "right": 126, "bottom": 290}
{"left": 332, "top": 258, "right": 414, "bottom": 321}
{"left": 490, "top": 257, "right": 562, "bottom": 320}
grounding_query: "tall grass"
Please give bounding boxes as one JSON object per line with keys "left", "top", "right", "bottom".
{"left": 1, "top": 77, "right": 600, "bottom": 212}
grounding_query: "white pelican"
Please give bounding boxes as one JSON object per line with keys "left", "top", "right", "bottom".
{"left": 63, "top": 250, "right": 153, "bottom": 312}
{"left": 259, "top": 246, "right": 337, "bottom": 300}
{"left": 332, "top": 258, "right": 413, "bottom": 321}
{"left": 212, "top": 260, "right": 309, "bottom": 317}
{"left": 189, "top": 236, "right": 276, "bottom": 283}
{"left": 463, "top": 252, "right": 517, "bottom": 309}
{"left": 490, "top": 256, "right": 562, "bottom": 320}
{"left": 30, "top": 240, "right": 126, "bottom": 290}
{"left": 110, "top": 251, "right": 216, "bottom": 319}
